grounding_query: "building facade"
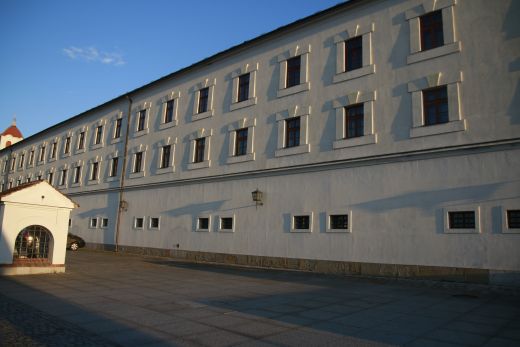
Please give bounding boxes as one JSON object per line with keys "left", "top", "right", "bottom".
{"left": 1, "top": 0, "right": 519, "bottom": 284}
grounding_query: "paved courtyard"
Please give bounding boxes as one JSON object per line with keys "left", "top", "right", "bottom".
{"left": 0, "top": 250, "right": 519, "bottom": 347}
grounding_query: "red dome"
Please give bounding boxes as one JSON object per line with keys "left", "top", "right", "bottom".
{"left": 2, "top": 125, "right": 23, "bottom": 138}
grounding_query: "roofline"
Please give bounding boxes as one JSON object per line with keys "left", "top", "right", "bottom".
{"left": 2, "top": 0, "right": 368, "bottom": 153}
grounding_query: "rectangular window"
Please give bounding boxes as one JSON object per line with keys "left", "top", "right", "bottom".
{"left": 137, "top": 110, "right": 146, "bottom": 131}
{"left": 194, "top": 138, "right": 205, "bottom": 163}
{"left": 78, "top": 132, "right": 85, "bottom": 150}
{"left": 114, "top": 118, "right": 122, "bottom": 139}
{"left": 60, "top": 169, "right": 67, "bottom": 186}
{"left": 294, "top": 215, "right": 310, "bottom": 230}
{"left": 134, "top": 217, "right": 144, "bottom": 229}
{"left": 423, "top": 86, "right": 448, "bottom": 126}
{"left": 10, "top": 158, "right": 15, "bottom": 171}
{"left": 330, "top": 215, "right": 349, "bottom": 230}
{"left": 285, "top": 117, "right": 300, "bottom": 148}
{"left": 17, "top": 179, "right": 21, "bottom": 186}
{"left": 51, "top": 142, "right": 57, "bottom": 159}
{"left": 19, "top": 153, "right": 25, "bottom": 168}
{"left": 345, "top": 36, "right": 362, "bottom": 72}
{"left": 134, "top": 152, "right": 143, "bottom": 173}
{"left": 101, "top": 218, "right": 109, "bottom": 228}
{"left": 73, "top": 166, "right": 81, "bottom": 184}
{"left": 39, "top": 146, "right": 46, "bottom": 161}
{"left": 449, "top": 211, "right": 475, "bottom": 229}
{"left": 26, "top": 177, "right": 31, "bottom": 183}
{"left": 94, "top": 125, "right": 103, "bottom": 145}
{"left": 507, "top": 210, "right": 520, "bottom": 229}
{"left": 220, "top": 217, "right": 233, "bottom": 230}
{"left": 345, "top": 104, "right": 364, "bottom": 138}
{"left": 48, "top": 172, "right": 53, "bottom": 184}
{"left": 286, "top": 56, "right": 301, "bottom": 88}
{"left": 198, "top": 217, "right": 209, "bottom": 230}
{"left": 64, "top": 137, "right": 71, "bottom": 154}
{"left": 420, "top": 10, "right": 444, "bottom": 51}
{"left": 150, "top": 217, "right": 160, "bottom": 229}
{"left": 164, "top": 100, "right": 174, "bottom": 123}
{"left": 160, "top": 145, "right": 171, "bottom": 169}
{"left": 29, "top": 150, "right": 34, "bottom": 165}
{"left": 90, "top": 218, "right": 98, "bottom": 228}
{"left": 110, "top": 157, "right": 119, "bottom": 177}
{"left": 198, "top": 87, "right": 209, "bottom": 114}
{"left": 237, "top": 73, "right": 250, "bottom": 102}
{"left": 91, "top": 162, "right": 99, "bottom": 181}
{"left": 235, "top": 128, "right": 248, "bottom": 156}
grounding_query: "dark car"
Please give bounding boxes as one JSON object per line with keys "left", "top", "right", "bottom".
{"left": 67, "top": 233, "right": 85, "bottom": 251}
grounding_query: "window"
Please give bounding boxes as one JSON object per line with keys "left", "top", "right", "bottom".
{"left": 73, "top": 166, "right": 81, "bottom": 184}
{"left": 198, "top": 87, "right": 209, "bottom": 114}
{"left": 134, "top": 217, "right": 144, "bottom": 229}
{"left": 234, "top": 128, "right": 248, "bottom": 156}
{"left": 420, "top": 10, "right": 443, "bottom": 51}
{"left": 285, "top": 117, "right": 300, "bottom": 148}
{"left": 90, "top": 218, "right": 98, "bottom": 228}
{"left": 286, "top": 56, "right": 301, "bottom": 88}
{"left": 345, "top": 104, "right": 364, "bottom": 138}
{"left": 220, "top": 217, "right": 233, "bottom": 231}
{"left": 160, "top": 145, "right": 171, "bottom": 169}
{"left": 47, "top": 172, "right": 54, "bottom": 185}
{"left": 39, "top": 146, "right": 46, "bottom": 162}
{"left": 164, "top": 100, "right": 174, "bottom": 123}
{"left": 290, "top": 213, "right": 313, "bottom": 233}
{"left": 423, "top": 86, "right": 448, "bottom": 126}
{"left": 16, "top": 178, "right": 21, "bottom": 186}
{"left": 90, "top": 162, "right": 99, "bottom": 181}
{"left": 449, "top": 211, "right": 475, "bottom": 229}
{"left": 114, "top": 118, "right": 122, "bottom": 139}
{"left": 10, "top": 157, "right": 15, "bottom": 171}
{"left": 134, "top": 152, "right": 143, "bottom": 173}
{"left": 507, "top": 210, "right": 520, "bottom": 229}
{"left": 101, "top": 218, "right": 109, "bottom": 228}
{"left": 330, "top": 215, "right": 349, "bottom": 230}
{"left": 444, "top": 206, "right": 480, "bottom": 234}
{"left": 345, "top": 36, "right": 362, "bottom": 72}
{"left": 110, "top": 157, "right": 119, "bottom": 177}
{"left": 194, "top": 138, "right": 205, "bottom": 163}
{"left": 197, "top": 217, "right": 210, "bottom": 231}
{"left": 294, "top": 216, "right": 309, "bottom": 229}
{"left": 94, "top": 125, "right": 103, "bottom": 145}
{"left": 149, "top": 217, "right": 160, "bottom": 229}
{"left": 29, "top": 150, "right": 34, "bottom": 166}
{"left": 50, "top": 142, "right": 57, "bottom": 159}
{"left": 60, "top": 169, "right": 67, "bottom": 186}
{"left": 78, "top": 132, "right": 85, "bottom": 150}
{"left": 64, "top": 137, "right": 71, "bottom": 154}
{"left": 137, "top": 110, "right": 146, "bottom": 132}
{"left": 19, "top": 153, "right": 25, "bottom": 168}
{"left": 237, "top": 74, "right": 250, "bottom": 103}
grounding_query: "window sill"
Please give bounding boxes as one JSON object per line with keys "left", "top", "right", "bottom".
{"left": 86, "top": 179, "right": 99, "bottom": 186}
{"left": 159, "top": 120, "right": 178, "bottom": 130}
{"left": 410, "top": 119, "right": 465, "bottom": 138}
{"left": 333, "top": 134, "right": 377, "bottom": 150}
{"left": 129, "top": 171, "right": 145, "bottom": 179}
{"left": 106, "top": 176, "right": 119, "bottom": 182}
{"left": 75, "top": 148, "right": 86, "bottom": 155}
{"left": 218, "top": 228, "right": 235, "bottom": 233}
{"left": 91, "top": 143, "right": 104, "bottom": 150}
{"left": 407, "top": 41, "right": 461, "bottom": 65}
{"left": 156, "top": 166, "right": 176, "bottom": 175}
{"left": 70, "top": 182, "right": 82, "bottom": 188}
{"left": 333, "top": 64, "right": 375, "bottom": 84}
{"left": 61, "top": 153, "right": 71, "bottom": 159}
{"left": 110, "top": 138, "right": 122, "bottom": 145}
{"left": 444, "top": 228, "right": 480, "bottom": 234}
{"left": 326, "top": 229, "right": 351, "bottom": 233}
{"left": 275, "top": 144, "right": 310, "bottom": 157}
{"left": 187, "top": 160, "right": 211, "bottom": 170}
{"left": 230, "top": 97, "right": 257, "bottom": 111}
{"left": 134, "top": 129, "right": 149, "bottom": 138}
{"left": 277, "top": 82, "right": 310, "bottom": 98}
{"left": 48, "top": 158, "right": 57, "bottom": 163}
{"left": 290, "top": 229, "right": 312, "bottom": 233}
{"left": 195, "top": 228, "right": 210, "bottom": 232}
{"left": 192, "top": 110, "right": 214, "bottom": 122}
{"left": 226, "top": 153, "right": 255, "bottom": 164}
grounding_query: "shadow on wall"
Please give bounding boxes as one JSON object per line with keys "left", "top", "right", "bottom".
{"left": 163, "top": 200, "right": 227, "bottom": 218}
{"left": 502, "top": 0, "right": 520, "bottom": 40}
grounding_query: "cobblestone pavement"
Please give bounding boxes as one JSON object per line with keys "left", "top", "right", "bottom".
{"left": 1, "top": 250, "right": 519, "bottom": 347}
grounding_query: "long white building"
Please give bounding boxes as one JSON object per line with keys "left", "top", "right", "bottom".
{"left": 1, "top": 0, "right": 519, "bottom": 284}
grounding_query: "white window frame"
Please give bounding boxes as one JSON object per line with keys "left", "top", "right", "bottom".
{"left": 326, "top": 210, "right": 353, "bottom": 233}
{"left": 275, "top": 105, "right": 311, "bottom": 157}
{"left": 100, "top": 217, "right": 109, "bottom": 229}
{"left": 106, "top": 152, "right": 120, "bottom": 182}
{"left": 110, "top": 112, "right": 124, "bottom": 144}
{"left": 443, "top": 205, "right": 481, "bottom": 234}
{"left": 406, "top": 0, "right": 460, "bottom": 65}
{"left": 9, "top": 154, "right": 16, "bottom": 172}
{"left": 230, "top": 63, "right": 258, "bottom": 111}
{"left": 133, "top": 217, "right": 145, "bottom": 230}
{"left": 501, "top": 201, "right": 520, "bottom": 234}
{"left": 188, "top": 128, "right": 212, "bottom": 170}
{"left": 195, "top": 214, "right": 211, "bottom": 232}
{"left": 156, "top": 137, "right": 177, "bottom": 175}
{"left": 149, "top": 217, "right": 160, "bottom": 230}
{"left": 333, "top": 22, "right": 375, "bottom": 84}
{"left": 48, "top": 138, "right": 59, "bottom": 163}
{"left": 192, "top": 78, "right": 216, "bottom": 121}
{"left": 27, "top": 147, "right": 35, "bottom": 168}
{"left": 129, "top": 144, "right": 147, "bottom": 179}
{"left": 333, "top": 91, "right": 377, "bottom": 149}
{"left": 62, "top": 132, "right": 73, "bottom": 158}
{"left": 58, "top": 165, "right": 69, "bottom": 188}
{"left": 291, "top": 212, "right": 313, "bottom": 233}
{"left": 227, "top": 118, "right": 256, "bottom": 164}
{"left": 277, "top": 44, "right": 311, "bottom": 98}
{"left": 134, "top": 102, "right": 151, "bottom": 136}
{"left": 75, "top": 127, "right": 88, "bottom": 154}
{"left": 89, "top": 217, "right": 98, "bottom": 229}
{"left": 70, "top": 160, "right": 83, "bottom": 188}
{"left": 159, "top": 91, "right": 180, "bottom": 130}
{"left": 18, "top": 150, "right": 26, "bottom": 170}
{"left": 218, "top": 213, "right": 235, "bottom": 233}
{"left": 87, "top": 156, "right": 102, "bottom": 185}
{"left": 408, "top": 71, "right": 465, "bottom": 138}
{"left": 91, "top": 119, "right": 106, "bottom": 150}
{"left": 46, "top": 168, "right": 55, "bottom": 186}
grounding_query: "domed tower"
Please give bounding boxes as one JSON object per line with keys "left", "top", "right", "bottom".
{"left": 0, "top": 118, "right": 24, "bottom": 150}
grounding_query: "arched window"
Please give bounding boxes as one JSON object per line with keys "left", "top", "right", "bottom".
{"left": 13, "top": 225, "right": 52, "bottom": 261}
{"left": 5, "top": 141, "right": 12, "bottom": 147}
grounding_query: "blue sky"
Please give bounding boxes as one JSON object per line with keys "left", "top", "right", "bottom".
{"left": 0, "top": 0, "right": 342, "bottom": 138}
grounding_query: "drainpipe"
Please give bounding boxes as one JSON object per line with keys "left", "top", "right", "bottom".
{"left": 114, "top": 94, "right": 132, "bottom": 252}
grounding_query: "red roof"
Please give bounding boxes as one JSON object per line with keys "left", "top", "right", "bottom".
{"left": 2, "top": 124, "right": 23, "bottom": 138}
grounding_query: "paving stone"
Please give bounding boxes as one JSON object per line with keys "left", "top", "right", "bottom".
{"left": 426, "top": 328, "right": 490, "bottom": 346}
{"left": 184, "top": 328, "right": 253, "bottom": 347}
{"left": 482, "top": 337, "right": 520, "bottom": 347}
{"left": 225, "top": 320, "right": 289, "bottom": 338}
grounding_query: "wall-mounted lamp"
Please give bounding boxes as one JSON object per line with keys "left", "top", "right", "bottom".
{"left": 120, "top": 200, "right": 128, "bottom": 212}
{"left": 251, "top": 189, "right": 263, "bottom": 207}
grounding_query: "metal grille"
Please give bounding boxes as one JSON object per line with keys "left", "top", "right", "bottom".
{"left": 13, "top": 226, "right": 52, "bottom": 260}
